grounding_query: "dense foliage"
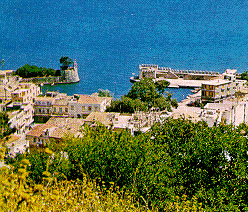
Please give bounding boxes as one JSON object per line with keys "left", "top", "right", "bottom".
{"left": 240, "top": 71, "right": 248, "bottom": 81}
{"left": 106, "top": 96, "right": 147, "bottom": 113}
{"left": 0, "top": 112, "right": 13, "bottom": 140}
{"left": 0, "top": 151, "right": 142, "bottom": 211}
{"left": 107, "top": 78, "right": 177, "bottom": 113}
{"left": 15, "top": 64, "right": 60, "bottom": 78}
{"left": 7, "top": 119, "right": 248, "bottom": 211}
{"left": 60, "top": 56, "right": 73, "bottom": 70}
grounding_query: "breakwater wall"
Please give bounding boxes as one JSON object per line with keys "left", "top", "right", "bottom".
{"left": 139, "top": 64, "right": 220, "bottom": 81}
{"left": 140, "top": 64, "right": 220, "bottom": 75}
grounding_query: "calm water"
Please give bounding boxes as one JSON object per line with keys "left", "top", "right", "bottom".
{"left": 1, "top": 0, "right": 248, "bottom": 101}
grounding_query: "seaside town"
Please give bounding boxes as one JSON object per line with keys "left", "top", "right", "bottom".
{"left": 1, "top": 63, "right": 248, "bottom": 158}
{"left": 2, "top": 0, "right": 248, "bottom": 209}
{"left": 1, "top": 60, "right": 248, "bottom": 210}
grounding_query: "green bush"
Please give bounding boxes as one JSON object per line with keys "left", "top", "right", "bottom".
{"left": 7, "top": 119, "right": 248, "bottom": 211}
{"left": 14, "top": 64, "right": 60, "bottom": 78}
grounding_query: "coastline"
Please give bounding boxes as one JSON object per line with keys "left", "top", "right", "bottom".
{"left": 19, "top": 76, "right": 80, "bottom": 86}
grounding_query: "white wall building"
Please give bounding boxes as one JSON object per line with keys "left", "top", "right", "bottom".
{"left": 11, "top": 83, "right": 41, "bottom": 104}
{"left": 201, "top": 101, "right": 248, "bottom": 127}
{"left": 68, "top": 95, "right": 112, "bottom": 118}
{"left": 34, "top": 96, "right": 55, "bottom": 116}
{"left": 8, "top": 104, "right": 34, "bottom": 134}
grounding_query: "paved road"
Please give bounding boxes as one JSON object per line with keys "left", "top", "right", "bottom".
{"left": 171, "top": 91, "right": 202, "bottom": 122}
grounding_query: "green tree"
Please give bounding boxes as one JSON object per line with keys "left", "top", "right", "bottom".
{"left": 98, "top": 89, "right": 112, "bottom": 97}
{"left": 126, "top": 78, "right": 159, "bottom": 104}
{"left": 15, "top": 64, "right": 59, "bottom": 78}
{"left": 0, "top": 59, "right": 5, "bottom": 70}
{"left": 60, "top": 57, "right": 73, "bottom": 70}
{"left": 126, "top": 78, "right": 177, "bottom": 111}
{"left": 7, "top": 119, "right": 248, "bottom": 210}
{"left": 155, "top": 80, "right": 170, "bottom": 95}
{"left": 0, "top": 112, "right": 13, "bottom": 140}
{"left": 240, "top": 71, "right": 248, "bottom": 81}
{"left": 107, "top": 78, "right": 177, "bottom": 113}
{"left": 106, "top": 96, "right": 147, "bottom": 113}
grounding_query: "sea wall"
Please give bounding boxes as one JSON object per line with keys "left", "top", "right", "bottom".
{"left": 20, "top": 76, "right": 63, "bottom": 85}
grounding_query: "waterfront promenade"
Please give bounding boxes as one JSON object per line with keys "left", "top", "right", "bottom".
{"left": 156, "top": 78, "right": 209, "bottom": 88}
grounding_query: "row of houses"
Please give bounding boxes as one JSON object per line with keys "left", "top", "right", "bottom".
{"left": 0, "top": 73, "right": 42, "bottom": 136}
{"left": 25, "top": 110, "right": 167, "bottom": 149}
{"left": 34, "top": 91, "right": 112, "bottom": 121}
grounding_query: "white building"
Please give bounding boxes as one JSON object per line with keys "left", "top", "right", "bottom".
{"left": 11, "top": 83, "right": 41, "bottom": 105}
{"left": 34, "top": 96, "right": 55, "bottom": 116}
{"left": 5, "top": 134, "right": 29, "bottom": 157}
{"left": 8, "top": 104, "right": 34, "bottom": 134}
{"left": 201, "top": 101, "right": 248, "bottom": 127}
{"left": 68, "top": 94, "right": 112, "bottom": 118}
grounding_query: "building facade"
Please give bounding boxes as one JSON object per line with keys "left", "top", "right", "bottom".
{"left": 8, "top": 104, "right": 34, "bottom": 134}
{"left": 68, "top": 95, "right": 112, "bottom": 118}
{"left": 11, "top": 83, "right": 41, "bottom": 104}
{"left": 201, "top": 80, "right": 236, "bottom": 102}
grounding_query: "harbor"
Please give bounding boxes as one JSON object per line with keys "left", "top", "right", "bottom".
{"left": 130, "top": 64, "right": 222, "bottom": 88}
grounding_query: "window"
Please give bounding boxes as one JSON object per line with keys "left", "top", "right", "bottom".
{"left": 210, "top": 91, "right": 215, "bottom": 97}
{"left": 88, "top": 106, "right": 92, "bottom": 111}
{"left": 95, "top": 106, "right": 98, "bottom": 112}
{"left": 71, "top": 105, "right": 74, "bottom": 110}
{"left": 59, "top": 108, "right": 62, "bottom": 113}
{"left": 65, "top": 108, "right": 68, "bottom": 113}
{"left": 82, "top": 106, "right": 85, "bottom": 112}
{"left": 54, "top": 108, "right": 56, "bottom": 112}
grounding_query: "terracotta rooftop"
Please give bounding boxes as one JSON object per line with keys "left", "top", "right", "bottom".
{"left": 77, "top": 95, "right": 107, "bottom": 104}
{"left": 26, "top": 124, "right": 54, "bottom": 137}
{"left": 46, "top": 117, "right": 84, "bottom": 127}
{"left": 35, "top": 96, "right": 55, "bottom": 101}
{"left": 53, "top": 98, "right": 70, "bottom": 106}
{"left": 84, "top": 112, "right": 113, "bottom": 126}
{"left": 5, "top": 135, "right": 21, "bottom": 144}
{"left": 26, "top": 118, "right": 84, "bottom": 139}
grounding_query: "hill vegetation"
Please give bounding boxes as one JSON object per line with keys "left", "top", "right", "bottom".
{"left": 0, "top": 112, "right": 14, "bottom": 141}
{"left": 3, "top": 118, "right": 248, "bottom": 211}
{"left": 14, "top": 56, "right": 74, "bottom": 78}
{"left": 14, "top": 64, "right": 60, "bottom": 78}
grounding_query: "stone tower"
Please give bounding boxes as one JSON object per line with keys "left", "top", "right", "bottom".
{"left": 63, "top": 60, "right": 80, "bottom": 83}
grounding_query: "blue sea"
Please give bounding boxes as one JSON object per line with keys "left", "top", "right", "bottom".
{"left": 1, "top": 0, "right": 248, "bottom": 102}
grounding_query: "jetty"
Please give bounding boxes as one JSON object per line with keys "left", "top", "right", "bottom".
{"left": 130, "top": 64, "right": 221, "bottom": 88}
